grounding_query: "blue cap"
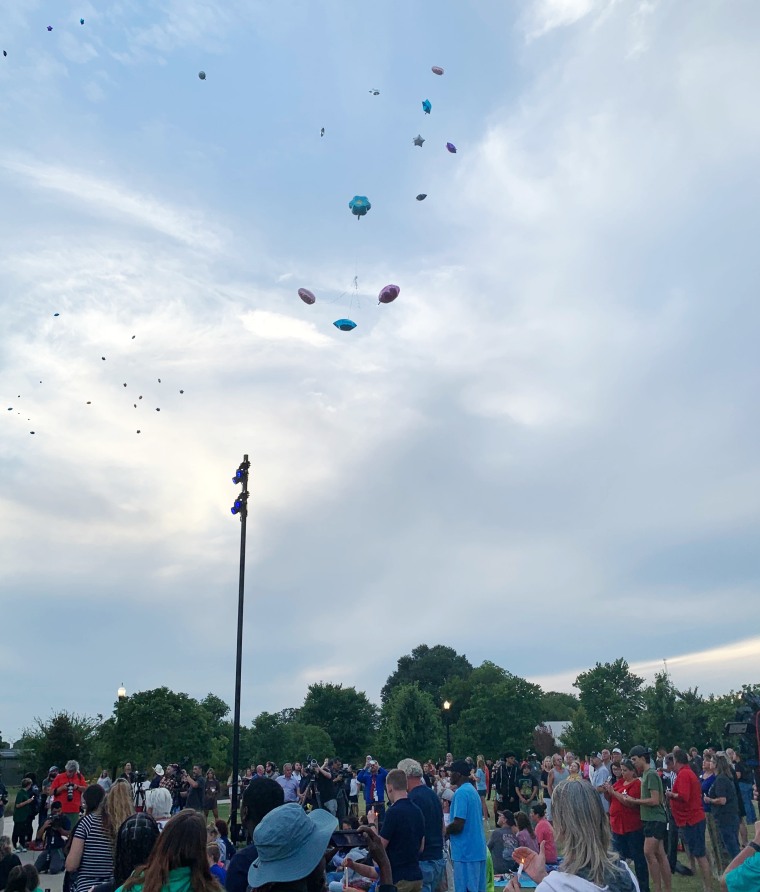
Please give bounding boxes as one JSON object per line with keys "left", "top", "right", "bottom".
{"left": 248, "top": 803, "right": 337, "bottom": 887}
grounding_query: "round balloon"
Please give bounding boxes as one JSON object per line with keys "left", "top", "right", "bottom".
{"left": 432, "top": 66, "right": 444, "bottom": 75}
{"left": 378, "top": 284, "right": 400, "bottom": 304}
{"left": 298, "top": 288, "right": 316, "bottom": 305}
{"left": 198, "top": 70, "right": 206, "bottom": 80}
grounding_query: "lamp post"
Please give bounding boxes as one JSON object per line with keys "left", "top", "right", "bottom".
{"left": 443, "top": 700, "right": 452, "bottom": 753}
{"left": 117, "top": 684, "right": 127, "bottom": 701}
{"left": 229, "top": 454, "right": 251, "bottom": 843}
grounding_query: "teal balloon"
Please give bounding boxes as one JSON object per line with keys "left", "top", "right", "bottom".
{"left": 422, "top": 99, "right": 431, "bottom": 114}
{"left": 349, "top": 195, "right": 371, "bottom": 219}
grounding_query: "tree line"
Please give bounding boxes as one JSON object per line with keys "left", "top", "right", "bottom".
{"left": 16, "top": 644, "right": 758, "bottom": 779}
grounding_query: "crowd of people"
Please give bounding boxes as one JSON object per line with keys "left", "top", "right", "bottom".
{"left": 0, "top": 743, "right": 757, "bottom": 892}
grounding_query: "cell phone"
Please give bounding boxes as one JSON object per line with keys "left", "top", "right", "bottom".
{"left": 330, "top": 830, "right": 365, "bottom": 850}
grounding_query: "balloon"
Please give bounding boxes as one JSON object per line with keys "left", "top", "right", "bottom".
{"left": 416, "top": 194, "right": 427, "bottom": 201}
{"left": 298, "top": 287, "right": 316, "bottom": 305}
{"left": 369, "top": 89, "right": 380, "bottom": 95}
{"left": 378, "top": 284, "right": 400, "bottom": 304}
{"left": 198, "top": 71, "right": 206, "bottom": 80}
{"left": 47, "top": 26, "right": 53, "bottom": 31}
{"left": 53, "top": 312, "right": 59, "bottom": 316}
{"left": 422, "top": 99, "right": 431, "bottom": 114}
{"left": 349, "top": 195, "right": 371, "bottom": 219}
{"left": 446, "top": 142, "right": 457, "bottom": 153}
{"left": 432, "top": 66, "right": 444, "bottom": 75}
{"left": 333, "top": 319, "right": 357, "bottom": 331}
{"left": 413, "top": 135, "right": 425, "bottom": 147}
{"left": 80, "top": 18, "right": 85, "bottom": 25}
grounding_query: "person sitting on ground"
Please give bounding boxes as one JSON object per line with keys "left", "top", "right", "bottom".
{"left": 34, "top": 800, "right": 71, "bottom": 874}
{"left": 115, "top": 811, "right": 217, "bottom": 892}
{"left": 214, "top": 821, "right": 233, "bottom": 866}
{"left": 145, "top": 788, "right": 173, "bottom": 831}
{"left": 91, "top": 814, "right": 161, "bottom": 892}
{"left": 0, "top": 837, "right": 21, "bottom": 891}
{"left": 515, "top": 812, "right": 539, "bottom": 854}
{"left": 3, "top": 866, "right": 32, "bottom": 892}
{"left": 487, "top": 811, "right": 515, "bottom": 874}
{"left": 721, "top": 819, "right": 760, "bottom": 892}
{"left": 207, "top": 844, "right": 226, "bottom": 884}
{"left": 224, "top": 777, "right": 284, "bottom": 892}
{"left": 508, "top": 778, "right": 639, "bottom": 892}
{"left": 530, "top": 804, "right": 557, "bottom": 865}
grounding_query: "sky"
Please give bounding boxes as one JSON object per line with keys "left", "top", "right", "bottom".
{"left": 2, "top": 0, "right": 760, "bottom": 744}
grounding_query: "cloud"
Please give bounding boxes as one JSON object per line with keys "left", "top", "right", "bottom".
{"left": 0, "top": 159, "right": 226, "bottom": 251}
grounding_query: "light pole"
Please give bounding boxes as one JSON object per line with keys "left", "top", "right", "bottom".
{"left": 229, "top": 454, "right": 251, "bottom": 843}
{"left": 117, "top": 684, "right": 127, "bottom": 701}
{"left": 443, "top": 700, "right": 452, "bottom": 753}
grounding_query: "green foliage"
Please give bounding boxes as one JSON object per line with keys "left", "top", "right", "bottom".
{"left": 242, "top": 712, "right": 334, "bottom": 767}
{"left": 574, "top": 658, "right": 644, "bottom": 749}
{"left": 453, "top": 664, "right": 543, "bottom": 758}
{"left": 381, "top": 645, "right": 473, "bottom": 706}
{"left": 375, "top": 683, "right": 444, "bottom": 765}
{"left": 540, "top": 691, "right": 578, "bottom": 721}
{"left": 298, "top": 683, "right": 378, "bottom": 763}
{"left": 96, "top": 687, "right": 228, "bottom": 772}
{"left": 562, "top": 705, "right": 605, "bottom": 757}
{"left": 21, "top": 711, "right": 102, "bottom": 776}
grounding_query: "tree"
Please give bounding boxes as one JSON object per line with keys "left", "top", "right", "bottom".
{"left": 381, "top": 645, "right": 473, "bottom": 706}
{"left": 635, "top": 671, "right": 698, "bottom": 750}
{"left": 540, "top": 691, "right": 578, "bottom": 721}
{"left": 453, "top": 665, "right": 544, "bottom": 758}
{"left": 96, "top": 687, "right": 223, "bottom": 771}
{"left": 562, "top": 705, "right": 604, "bottom": 757}
{"left": 574, "top": 659, "right": 644, "bottom": 749}
{"left": 375, "top": 684, "right": 444, "bottom": 765}
{"left": 532, "top": 724, "right": 556, "bottom": 758}
{"left": 243, "top": 712, "right": 334, "bottom": 768}
{"left": 298, "top": 683, "right": 378, "bottom": 763}
{"left": 21, "top": 712, "right": 102, "bottom": 776}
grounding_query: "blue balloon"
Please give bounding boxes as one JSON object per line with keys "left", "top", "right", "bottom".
{"left": 349, "top": 195, "right": 371, "bottom": 219}
{"left": 422, "top": 99, "right": 431, "bottom": 114}
{"left": 333, "top": 319, "right": 357, "bottom": 332}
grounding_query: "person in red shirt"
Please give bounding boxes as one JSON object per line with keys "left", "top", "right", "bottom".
{"left": 50, "top": 761, "right": 87, "bottom": 827}
{"left": 667, "top": 750, "right": 711, "bottom": 892}
{"left": 529, "top": 803, "right": 557, "bottom": 864}
{"left": 604, "top": 759, "right": 649, "bottom": 892}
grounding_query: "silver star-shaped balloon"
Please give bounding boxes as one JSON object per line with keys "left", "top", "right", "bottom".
{"left": 413, "top": 134, "right": 425, "bottom": 147}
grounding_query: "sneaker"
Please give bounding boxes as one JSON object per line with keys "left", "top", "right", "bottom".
{"left": 20, "top": 847, "right": 28, "bottom": 853}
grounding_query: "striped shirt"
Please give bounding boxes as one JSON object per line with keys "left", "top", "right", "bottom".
{"left": 73, "top": 812, "right": 114, "bottom": 892}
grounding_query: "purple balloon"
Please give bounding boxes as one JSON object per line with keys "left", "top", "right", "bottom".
{"left": 378, "top": 284, "right": 400, "bottom": 304}
{"left": 298, "top": 287, "right": 316, "bottom": 305}
{"left": 432, "top": 66, "right": 444, "bottom": 75}
{"left": 446, "top": 142, "right": 457, "bottom": 153}
{"left": 47, "top": 25, "right": 53, "bottom": 31}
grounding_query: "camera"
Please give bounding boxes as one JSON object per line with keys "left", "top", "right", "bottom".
{"left": 66, "top": 783, "right": 75, "bottom": 802}
{"left": 48, "top": 814, "right": 63, "bottom": 830}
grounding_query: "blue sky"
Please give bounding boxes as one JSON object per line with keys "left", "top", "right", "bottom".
{"left": 2, "top": 0, "right": 760, "bottom": 743}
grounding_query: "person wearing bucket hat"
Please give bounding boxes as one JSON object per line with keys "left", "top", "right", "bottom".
{"left": 248, "top": 803, "right": 337, "bottom": 889}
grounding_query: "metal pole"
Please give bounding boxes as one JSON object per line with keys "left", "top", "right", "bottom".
{"left": 230, "top": 454, "right": 250, "bottom": 843}
{"left": 446, "top": 714, "right": 451, "bottom": 753}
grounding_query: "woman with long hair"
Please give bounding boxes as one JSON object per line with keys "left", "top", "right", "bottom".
{"left": 605, "top": 759, "right": 648, "bottom": 892}
{"left": 509, "top": 778, "right": 639, "bottom": 892}
{"left": 476, "top": 756, "right": 490, "bottom": 823}
{"left": 705, "top": 754, "right": 741, "bottom": 862}
{"left": 116, "top": 811, "right": 220, "bottom": 892}
{"left": 203, "top": 772, "right": 220, "bottom": 822}
{"left": 65, "top": 785, "right": 115, "bottom": 892}
{"left": 92, "top": 814, "right": 161, "bottom": 892}
{"left": 106, "top": 781, "right": 136, "bottom": 848}
{"left": 515, "top": 812, "right": 539, "bottom": 854}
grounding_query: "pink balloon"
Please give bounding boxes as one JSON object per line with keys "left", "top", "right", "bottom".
{"left": 298, "top": 288, "right": 316, "bottom": 305}
{"left": 432, "top": 66, "right": 444, "bottom": 75}
{"left": 378, "top": 284, "right": 400, "bottom": 304}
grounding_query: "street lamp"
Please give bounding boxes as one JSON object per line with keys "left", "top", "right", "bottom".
{"left": 443, "top": 700, "right": 452, "bottom": 753}
{"left": 229, "top": 454, "right": 251, "bottom": 843}
{"left": 117, "top": 684, "right": 127, "bottom": 700}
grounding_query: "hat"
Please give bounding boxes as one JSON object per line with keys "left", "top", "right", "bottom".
{"left": 441, "top": 788, "right": 454, "bottom": 802}
{"left": 612, "top": 748, "right": 622, "bottom": 754}
{"left": 520, "top": 761, "right": 531, "bottom": 769}
{"left": 248, "top": 802, "right": 337, "bottom": 887}
{"left": 153, "top": 764, "right": 165, "bottom": 776}
{"left": 629, "top": 746, "right": 650, "bottom": 758}
{"left": 594, "top": 753, "right": 603, "bottom": 759}
{"left": 448, "top": 759, "right": 471, "bottom": 776}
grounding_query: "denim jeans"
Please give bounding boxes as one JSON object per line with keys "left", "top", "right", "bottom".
{"left": 420, "top": 858, "right": 446, "bottom": 892}
{"left": 717, "top": 817, "right": 741, "bottom": 860}
{"left": 612, "top": 830, "right": 649, "bottom": 892}
{"left": 738, "top": 783, "right": 756, "bottom": 823}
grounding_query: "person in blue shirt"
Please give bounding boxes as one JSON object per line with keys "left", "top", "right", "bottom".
{"left": 398, "top": 760, "right": 445, "bottom": 892}
{"left": 357, "top": 760, "right": 389, "bottom": 822}
{"left": 445, "top": 760, "right": 487, "bottom": 892}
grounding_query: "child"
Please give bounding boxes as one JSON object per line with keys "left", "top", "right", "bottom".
{"left": 207, "top": 843, "right": 226, "bottom": 884}
{"left": 514, "top": 811, "right": 539, "bottom": 853}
